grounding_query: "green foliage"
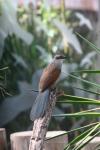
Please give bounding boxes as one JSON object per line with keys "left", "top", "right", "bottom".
{"left": 53, "top": 34, "right": 100, "bottom": 149}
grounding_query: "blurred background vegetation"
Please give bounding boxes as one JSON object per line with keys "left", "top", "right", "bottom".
{"left": 0, "top": 0, "right": 100, "bottom": 148}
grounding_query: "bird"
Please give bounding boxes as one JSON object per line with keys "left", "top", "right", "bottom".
{"left": 30, "top": 54, "right": 66, "bottom": 121}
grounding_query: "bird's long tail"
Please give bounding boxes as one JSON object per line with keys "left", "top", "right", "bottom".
{"left": 30, "top": 89, "right": 50, "bottom": 121}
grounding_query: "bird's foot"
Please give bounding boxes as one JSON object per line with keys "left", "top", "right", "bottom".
{"left": 56, "top": 89, "right": 65, "bottom": 97}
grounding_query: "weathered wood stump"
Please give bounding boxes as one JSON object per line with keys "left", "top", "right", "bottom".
{"left": 10, "top": 131, "right": 68, "bottom": 150}
{"left": 0, "top": 128, "right": 7, "bottom": 150}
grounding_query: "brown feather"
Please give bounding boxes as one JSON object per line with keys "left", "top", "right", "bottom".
{"left": 39, "top": 63, "right": 61, "bottom": 92}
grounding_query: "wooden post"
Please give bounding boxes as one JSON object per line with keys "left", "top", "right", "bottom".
{"left": 0, "top": 128, "right": 7, "bottom": 150}
{"left": 10, "top": 131, "right": 68, "bottom": 150}
{"left": 29, "top": 90, "right": 58, "bottom": 150}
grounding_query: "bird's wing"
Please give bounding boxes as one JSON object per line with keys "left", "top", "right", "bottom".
{"left": 39, "top": 63, "right": 61, "bottom": 92}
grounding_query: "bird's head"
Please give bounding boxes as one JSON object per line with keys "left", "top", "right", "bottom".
{"left": 54, "top": 54, "right": 67, "bottom": 60}
{"left": 53, "top": 54, "right": 67, "bottom": 68}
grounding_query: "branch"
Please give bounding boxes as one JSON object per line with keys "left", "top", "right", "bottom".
{"left": 29, "top": 89, "right": 57, "bottom": 150}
